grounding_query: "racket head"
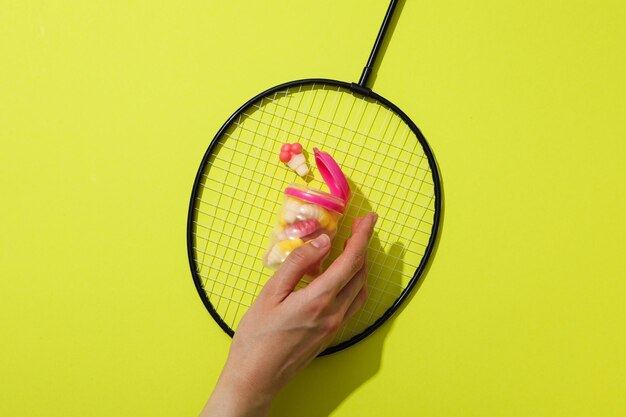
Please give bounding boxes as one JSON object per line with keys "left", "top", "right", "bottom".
{"left": 187, "top": 79, "right": 441, "bottom": 355}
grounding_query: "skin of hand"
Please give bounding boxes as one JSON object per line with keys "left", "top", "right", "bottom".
{"left": 201, "top": 212, "right": 378, "bottom": 417}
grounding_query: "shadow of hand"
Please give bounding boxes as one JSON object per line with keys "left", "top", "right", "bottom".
{"left": 269, "top": 319, "right": 392, "bottom": 417}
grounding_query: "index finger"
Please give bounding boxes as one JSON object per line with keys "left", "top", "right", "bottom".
{"left": 311, "top": 212, "right": 377, "bottom": 294}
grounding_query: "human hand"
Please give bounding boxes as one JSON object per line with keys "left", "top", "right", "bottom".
{"left": 201, "top": 212, "right": 378, "bottom": 417}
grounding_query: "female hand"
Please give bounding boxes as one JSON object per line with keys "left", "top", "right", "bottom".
{"left": 201, "top": 212, "right": 378, "bottom": 417}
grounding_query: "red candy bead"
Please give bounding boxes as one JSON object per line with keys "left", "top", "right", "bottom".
{"left": 281, "top": 143, "right": 291, "bottom": 152}
{"left": 290, "top": 142, "right": 302, "bottom": 153}
{"left": 279, "top": 151, "right": 292, "bottom": 162}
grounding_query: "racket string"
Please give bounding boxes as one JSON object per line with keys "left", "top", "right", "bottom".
{"left": 220, "top": 117, "right": 435, "bottom": 190}
{"left": 195, "top": 239, "right": 416, "bottom": 317}
{"left": 195, "top": 217, "right": 427, "bottom": 289}
{"left": 192, "top": 83, "right": 437, "bottom": 345}
{"left": 199, "top": 166, "right": 435, "bottom": 234}
{"left": 196, "top": 206, "right": 430, "bottom": 271}
{"left": 234, "top": 103, "right": 436, "bottom": 187}
{"left": 206, "top": 133, "right": 435, "bottom": 221}
{"left": 223, "top": 90, "right": 291, "bottom": 321}
{"left": 248, "top": 90, "right": 421, "bottom": 158}
{"left": 195, "top": 226, "right": 430, "bottom": 329}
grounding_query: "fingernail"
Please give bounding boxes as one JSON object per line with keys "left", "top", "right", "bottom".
{"left": 310, "top": 234, "right": 330, "bottom": 248}
{"left": 367, "top": 213, "right": 378, "bottom": 238}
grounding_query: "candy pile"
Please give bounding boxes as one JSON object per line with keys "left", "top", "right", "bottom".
{"left": 263, "top": 197, "right": 339, "bottom": 267}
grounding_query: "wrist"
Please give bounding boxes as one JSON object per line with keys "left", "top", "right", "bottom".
{"left": 211, "top": 362, "right": 274, "bottom": 417}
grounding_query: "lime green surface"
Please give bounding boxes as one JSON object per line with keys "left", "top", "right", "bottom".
{"left": 1, "top": 1, "right": 625, "bottom": 416}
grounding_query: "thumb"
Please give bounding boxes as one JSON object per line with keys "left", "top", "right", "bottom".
{"left": 266, "top": 234, "right": 332, "bottom": 300}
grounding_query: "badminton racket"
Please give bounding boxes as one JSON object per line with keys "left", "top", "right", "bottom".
{"left": 187, "top": 0, "right": 442, "bottom": 355}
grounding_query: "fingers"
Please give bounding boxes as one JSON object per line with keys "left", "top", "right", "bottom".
{"left": 313, "top": 212, "right": 377, "bottom": 294}
{"left": 336, "top": 215, "right": 372, "bottom": 313}
{"left": 335, "top": 260, "right": 367, "bottom": 314}
{"left": 265, "top": 234, "right": 331, "bottom": 300}
{"left": 343, "top": 217, "right": 364, "bottom": 249}
{"left": 351, "top": 216, "right": 364, "bottom": 233}
{"left": 344, "top": 285, "right": 368, "bottom": 321}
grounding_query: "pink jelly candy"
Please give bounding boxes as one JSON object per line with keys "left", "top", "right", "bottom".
{"left": 276, "top": 219, "right": 320, "bottom": 240}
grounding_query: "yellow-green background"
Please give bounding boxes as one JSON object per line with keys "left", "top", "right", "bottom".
{"left": 1, "top": 0, "right": 625, "bottom": 416}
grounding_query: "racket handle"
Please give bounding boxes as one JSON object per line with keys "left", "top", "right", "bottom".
{"left": 358, "top": 0, "right": 399, "bottom": 88}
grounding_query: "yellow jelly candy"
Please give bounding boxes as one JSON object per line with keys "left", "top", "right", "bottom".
{"left": 285, "top": 197, "right": 302, "bottom": 209}
{"left": 278, "top": 209, "right": 288, "bottom": 227}
{"left": 265, "top": 238, "right": 305, "bottom": 266}
{"left": 277, "top": 238, "right": 304, "bottom": 253}
{"left": 318, "top": 210, "right": 336, "bottom": 229}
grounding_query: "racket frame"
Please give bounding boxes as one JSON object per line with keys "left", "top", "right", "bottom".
{"left": 187, "top": 78, "right": 442, "bottom": 355}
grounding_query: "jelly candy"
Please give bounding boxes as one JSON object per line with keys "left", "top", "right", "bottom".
{"left": 275, "top": 219, "right": 320, "bottom": 240}
{"left": 279, "top": 143, "right": 309, "bottom": 176}
{"left": 264, "top": 238, "right": 304, "bottom": 266}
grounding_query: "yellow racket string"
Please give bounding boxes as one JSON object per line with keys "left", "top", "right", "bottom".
{"left": 192, "top": 83, "right": 436, "bottom": 346}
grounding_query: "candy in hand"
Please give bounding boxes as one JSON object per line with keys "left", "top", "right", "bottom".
{"left": 279, "top": 142, "right": 309, "bottom": 176}
{"left": 300, "top": 203, "right": 325, "bottom": 220}
{"left": 318, "top": 210, "right": 337, "bottom": 232}
{"left": 275, "top": 219, "right": 320, "bottom": 240}
{"left": 264, "top": 238, "right": 304, "bottom": 266}
{"left": 282, "top": 198, "right": 336, "bottom": 229}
